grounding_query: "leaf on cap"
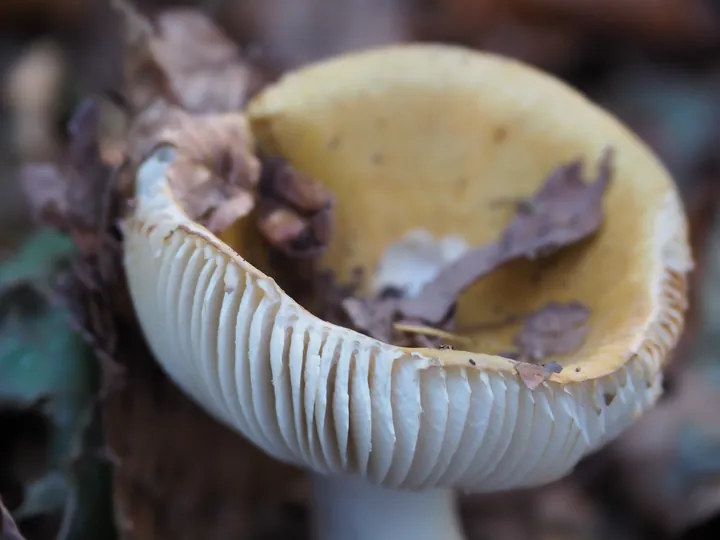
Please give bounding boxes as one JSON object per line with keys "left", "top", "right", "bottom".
{"left": 515, "top": 361, "right": 564, "bottom": 391}
{"left": 400, "top": 148, "right": 614, "bottom": 324}
{"left": 343, "top": 150, "right": 613, "bottom": 342}
{"left": 514, "top": 302, "right": 591, "bottom": 363}
{"left": 497, "top": 147, "right": 614, "bottom": 261}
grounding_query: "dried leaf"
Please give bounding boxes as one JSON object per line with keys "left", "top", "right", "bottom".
{"left": 514, "top": 302, "right": 591, "bottom": 363}
{"left": 343, "top": 151, "right": 613, "bottom": 343}
{"left": 257, "top": 204, "right": 309, "bottom": 251}
{"left": 1, "top": 502, "right": 25, "bottom": 540}
{"left": 342, "top": 297, "right": 398, "bottom": 343}
{"left": 262, "top": 157, "right": 334, "bottom": 213}
{"left": 113, "top": 1, "right": 263, "bottom": 114}
{"left": 129, "top": 105, "right": 261, "bottom": 235}
{"left": 257, "top": 157, "right": 334, "bottom": 258}
{"left": 515, "top": 361, "right": 564, "bottom": 390}
{"left": 401, "top": 149, "right": 614, "bottom": 324}
{"left": 497, "top": 147, "right": 614, "bottom": 261}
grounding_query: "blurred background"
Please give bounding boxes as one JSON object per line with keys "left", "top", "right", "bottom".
{"left": 1, "top": 1, "right": 720, "bottom": 539}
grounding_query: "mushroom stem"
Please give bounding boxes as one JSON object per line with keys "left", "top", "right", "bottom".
{"left": 310, "top": 473, "right": 466, "bottom": 540}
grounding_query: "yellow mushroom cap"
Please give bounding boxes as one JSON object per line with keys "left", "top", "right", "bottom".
{"left": 124, "top": 44, "right": 692, "bottom": 493}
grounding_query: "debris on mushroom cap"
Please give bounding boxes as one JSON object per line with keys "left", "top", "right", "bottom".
{"left": 399, "top": 148, "right": 614, "bottom": 325}
{"left": 514, "top": 361, "right": 564, "bottom": 391}
{"left": 341, "top": 151, "right": 613, "bottom": 351}
{"left": 514, "top": 302, "right": 591, "bottom": 363}
{"left": 256, "top": 156, "right": 334, "bottom": 258}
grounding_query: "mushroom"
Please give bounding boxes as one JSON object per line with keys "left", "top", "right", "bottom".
{"left": 123, "top": 44, "right": 692, "bottom": 540}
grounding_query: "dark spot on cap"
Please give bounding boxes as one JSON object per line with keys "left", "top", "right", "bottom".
{"left": 327, "top": 136, "right": 341, "bottom": 150}
{"left": 493, "top": 126, "right": 508, "bottom": 143}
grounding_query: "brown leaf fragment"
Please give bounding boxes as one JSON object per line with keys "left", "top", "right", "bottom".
{"left": 128, "top": 105, "right": 261, "bottom": 235}
{"left": 342, "top": 296, "right": 399, "bottom": 343}
{"left": 257, "top": 203, "right": 309, "bottom": 250}
{"left": 1, "top": 501, "right": 26, "bottom": 540}
{"left": 150, "top": 9, "right": 263, "bottom": 113}
{"left": 497, "top": 147, "right": 614, "bottom": 260}
{"left": 340, "top": 151, "right": 613, "bottom": 345}
{"left": 262, "top": 157, "right": 334, "bottom": 213}
{"left": 515, "top": 361, "right": 564, "bottom": 391}
{"left": 514, "top": 301, "right": 591, "bottom": 363}
{"left": 400, "top": 149, "right": 614, "bottom": 324}
{"left": 113, "top": 0, "right": 264, "bottom": 114}
{"left": 399, "top": 243, "right": 501, "bottom": 324}
{"left": 257, "top": 157, "right": 334, "bottom": 258}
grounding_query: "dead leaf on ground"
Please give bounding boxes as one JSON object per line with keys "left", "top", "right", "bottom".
{"left": 514, "top": 301, "right": 591, "bottom": 363}
{"left": 113, "top": 0, "right": 264, "bottom": 114}
{"left": 341, "top": 150, "right": 613, "bottom": 344}
{"left": 1, "top": 501, "right": 26, "bottom": 540}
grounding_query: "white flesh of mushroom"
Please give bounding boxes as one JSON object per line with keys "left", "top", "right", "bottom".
{"left": 123, "top": 147, "right": 686, "bottom": 540}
